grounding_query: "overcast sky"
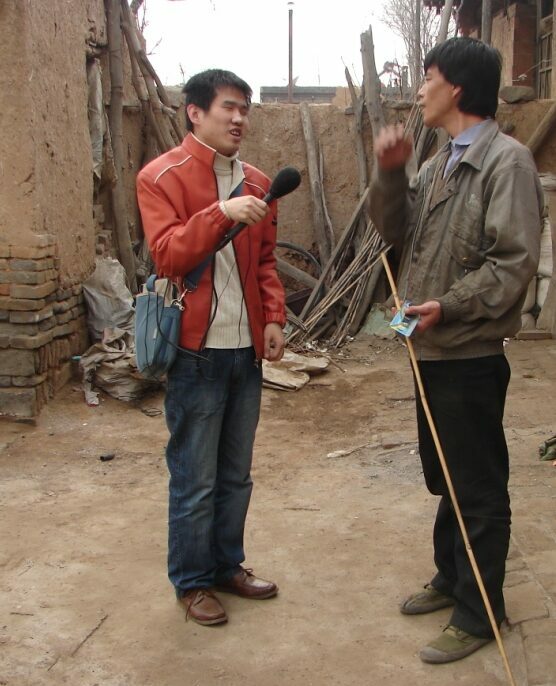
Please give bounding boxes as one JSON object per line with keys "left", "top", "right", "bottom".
{"left": 141, "top": 0, "right": 407, "bottom": 100}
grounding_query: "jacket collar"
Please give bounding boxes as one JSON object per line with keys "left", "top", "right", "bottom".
{"left": 453, "top": 119, "right": 499, "bottom": 172}
{"left": 181, "top": 132, "right": 218, "bottom": 167}
{"left": 180, "top": 133, "right": 244, "bottom": 192}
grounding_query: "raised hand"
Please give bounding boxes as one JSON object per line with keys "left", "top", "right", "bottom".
{"left": 374, "top": 124, "right": 414, "bottom": 171}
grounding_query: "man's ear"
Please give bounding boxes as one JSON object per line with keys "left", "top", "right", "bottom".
{"left": 452, "top": 84, "right": 463, "bottom": 104}
{"left": 187, "top": 103, "right": 203, "bottom": 127}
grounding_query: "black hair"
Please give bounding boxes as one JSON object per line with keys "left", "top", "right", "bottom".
{"left": 182, "top": 69, "right": 253, "bottom": 131}
{"left": 423, "top": 37, "right": 502, "bottom": 118}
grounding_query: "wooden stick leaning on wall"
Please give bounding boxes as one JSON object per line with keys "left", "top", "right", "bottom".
{"left": 292, "top": 187, "right": 370, "bottom": 330}
{"left": 319, "top": 148, "right": 336, "bottom": 254}
{"left": 526, "top": 101, "right": 556, "bottom": 156}
{"left": 299, "top": 102, "right": 335, "bottom": 268}
{"left": 122, "top": 18, "right": 166, "bottom": 155}
{"left": 141, "top": 54, "right": 185, "bottom": 144}
{"left": 380, "top": 251, "right": 517, "bottom": 686}
{"left": 345, "top": 67, "right": 370, "bottom": 258}
{"left": 351, "top": 33, "right": 391, "bottom": 334}
{"left": 360, "top": 26, "right": 386, "bottom": 139}
{"left": 120, "top": 0, "right": 179, "bottom": 151}
{"left": 106, "top": 0, "right": 138, "bottom": 293}
{"left": 345, "top": 67, "right": 368, "bottom": 199}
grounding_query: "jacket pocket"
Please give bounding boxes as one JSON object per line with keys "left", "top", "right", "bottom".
{"left": 447, "top": 218, "right": 486, "bottom": 276}
{"left": 447, "top": 233, "right": 485, "bottom": 276}
{"left": 447, "top": 196, "right": 485, "bottom": 273}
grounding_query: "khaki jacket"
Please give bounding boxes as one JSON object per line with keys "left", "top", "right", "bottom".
{"left": 370, "top": 120, "right": 543, "bottom": 360}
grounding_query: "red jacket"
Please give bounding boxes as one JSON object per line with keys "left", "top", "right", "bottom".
{"left": 136, "top": 134, "right": 286, "bottom": 359}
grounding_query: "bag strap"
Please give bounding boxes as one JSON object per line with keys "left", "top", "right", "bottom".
{"left": 146, "top": 274, "right": 158, "bottom": 292}
{"left": 183, "top": 177, "right": 245, "bottom": 292}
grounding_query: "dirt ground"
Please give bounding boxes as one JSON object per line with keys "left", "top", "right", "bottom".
{"left": 1, "top": 336, "right": 555, "bottom": 686}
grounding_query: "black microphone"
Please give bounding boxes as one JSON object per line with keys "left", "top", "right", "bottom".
{"left": 263, "top": 166, "right": 302, "bottom": 203}
{"left": 217, "top": 166, "right": 301, "bottom": 248}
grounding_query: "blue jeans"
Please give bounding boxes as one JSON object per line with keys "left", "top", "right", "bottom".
{"left": 164, "top": 347, "right": 262, "bottom": 596}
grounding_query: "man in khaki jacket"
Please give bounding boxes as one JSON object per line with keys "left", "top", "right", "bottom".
{"left": 371, "top": 37, "right": 543, "bottom": 664}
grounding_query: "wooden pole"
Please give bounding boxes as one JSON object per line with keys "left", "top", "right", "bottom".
{"left": 526, "top": 101, "right": 556, "bottom": 155}
{"left": 106, "top": 0, "right": 137, "bottom": 293}
{"left": 345, "top": 67, "right": 368, "bottom": 197}
{"left": 481, "top": 0, "right": 493, "bottom": 44}
{"left": 288, "top": 2, "right": 294, "bottom": 103}
{"left": 360, "top": 26, "right": 386, "bottom": 138}
{"left": 300, "top": 102, "right": 334, "bottom": 266}
{"left": 120, "top": 0, "right": 181, "bottom": 150}
{"left": 276, "top": 257, "right": 318, "bottom": 290}
{"left": 414, "top": 0, "right": 422, "bottom": 97}
{"left": 380, "top": 251, "right": 517, "bottom": 686}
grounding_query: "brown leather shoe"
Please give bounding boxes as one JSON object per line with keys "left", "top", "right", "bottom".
{"left": 178, "top": 588, "right": 227, "bottom": 626}
{"left": 216, "top": 567, "right": 278, "bottom": 599}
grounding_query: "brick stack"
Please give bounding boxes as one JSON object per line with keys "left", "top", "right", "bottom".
{"left": 0, "top": 234, "right": 89, "bottom": 419}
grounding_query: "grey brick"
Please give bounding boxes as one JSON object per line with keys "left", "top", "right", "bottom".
{"left": 9, "top": 305, "right": 53, "bottom": 323}
{"left": 12, "top": 372, "right": 48, "bottom": 387}
{"left": 0, "top": 349, "right": 37, "bottom": 375}
{"left": 9, "top": 258, "right": 55, "bottom": 272}
{"left": 10, "top": 281, "right": 57, "bottom": 300}
{"left": 1, "top": 297, "right": 47, "bottom": 312}
{"left": 0, "top": 321, "right": 39, "bottom": 336}
{"left": 0, "top": 387, "right": 38, "bottom": 417}
{"left": 10, "top": 330, "right": 54, "bottom": 350}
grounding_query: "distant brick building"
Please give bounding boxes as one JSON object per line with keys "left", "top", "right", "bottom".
{"left": 425, "top": 0, "right": 556, "bottom": 98}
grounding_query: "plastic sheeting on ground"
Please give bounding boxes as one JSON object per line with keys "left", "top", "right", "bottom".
{"left": 79, "top": 328, "right": 160, "bottom": 404}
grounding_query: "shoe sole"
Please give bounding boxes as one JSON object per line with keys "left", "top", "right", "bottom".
{"left": 400, "top": 596, "right": 455, "bottom": 615}
{"left": 189, "top": 614, "right": 228, "bottom": 626}
{"left": 419, "top": 638, "right": 491, "bottom": 664}
{"left": 215, "top": 587, "right": 278, "bottom": 600}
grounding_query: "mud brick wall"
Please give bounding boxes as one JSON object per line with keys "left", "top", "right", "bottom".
{"left": 0, "top": 235, "right": 89, "bottom": 420}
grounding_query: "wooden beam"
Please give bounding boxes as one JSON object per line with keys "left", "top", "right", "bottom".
{"left": 345, "top": 67, "right": 368, "bottom": 196}
{"left": 527, "top": 101, "right": 556, "bottom": 155}
{"left": 360, "top": 26, "right": 386, "bottom": 138}
{"left": 481, "top": 0, "right": 493, "bottom": 45}
{"left": 106, "top": 0, "right": 137, "bottom": 293}
{"left": 277, "top": 258, "right": 318, "bottom": 289}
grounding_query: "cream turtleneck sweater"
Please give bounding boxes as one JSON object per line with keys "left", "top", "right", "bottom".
{"left": 204, "top": 149, "right": 252, "bottom": 349}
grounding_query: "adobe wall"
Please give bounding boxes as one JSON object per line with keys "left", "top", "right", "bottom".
{"left": 0, "top": 1, "right": 111, "bottom": 419}
{"left": 240, "top": 103, "right": 375, "bottom": 251}
{"left": 0, "top": 3, "right": 36, "bottom": 248}
{"left": 241, "top": 99, "right": 556, "bottom": 252}
{"left": 0, "top": 1, "right": 144, "bottom": 286}
{"left": 0, "top": 1, "right": 107, "bottom": 284}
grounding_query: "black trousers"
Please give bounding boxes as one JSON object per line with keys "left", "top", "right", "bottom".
{"left": 415, "top": 355, "right": 511, "bottom": 638}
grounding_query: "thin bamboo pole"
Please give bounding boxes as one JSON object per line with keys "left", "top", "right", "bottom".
{"left": 379, "top": 251, "right": 517, "bottom": 686}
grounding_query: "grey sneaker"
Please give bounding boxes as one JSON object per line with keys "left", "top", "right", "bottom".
{"left": 420, "top": 625, "right": 492, "bottom": 664}
{"left": 400, "top": 583, "right": 455, "bottom": 615}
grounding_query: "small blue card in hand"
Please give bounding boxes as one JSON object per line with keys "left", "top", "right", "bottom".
{"left": 390, "top": 301, "right": 420, "bottom": 337}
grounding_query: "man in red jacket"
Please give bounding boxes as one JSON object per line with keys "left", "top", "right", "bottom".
{"left": 137, "top": 69, "right": 286, "bottom": 626}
